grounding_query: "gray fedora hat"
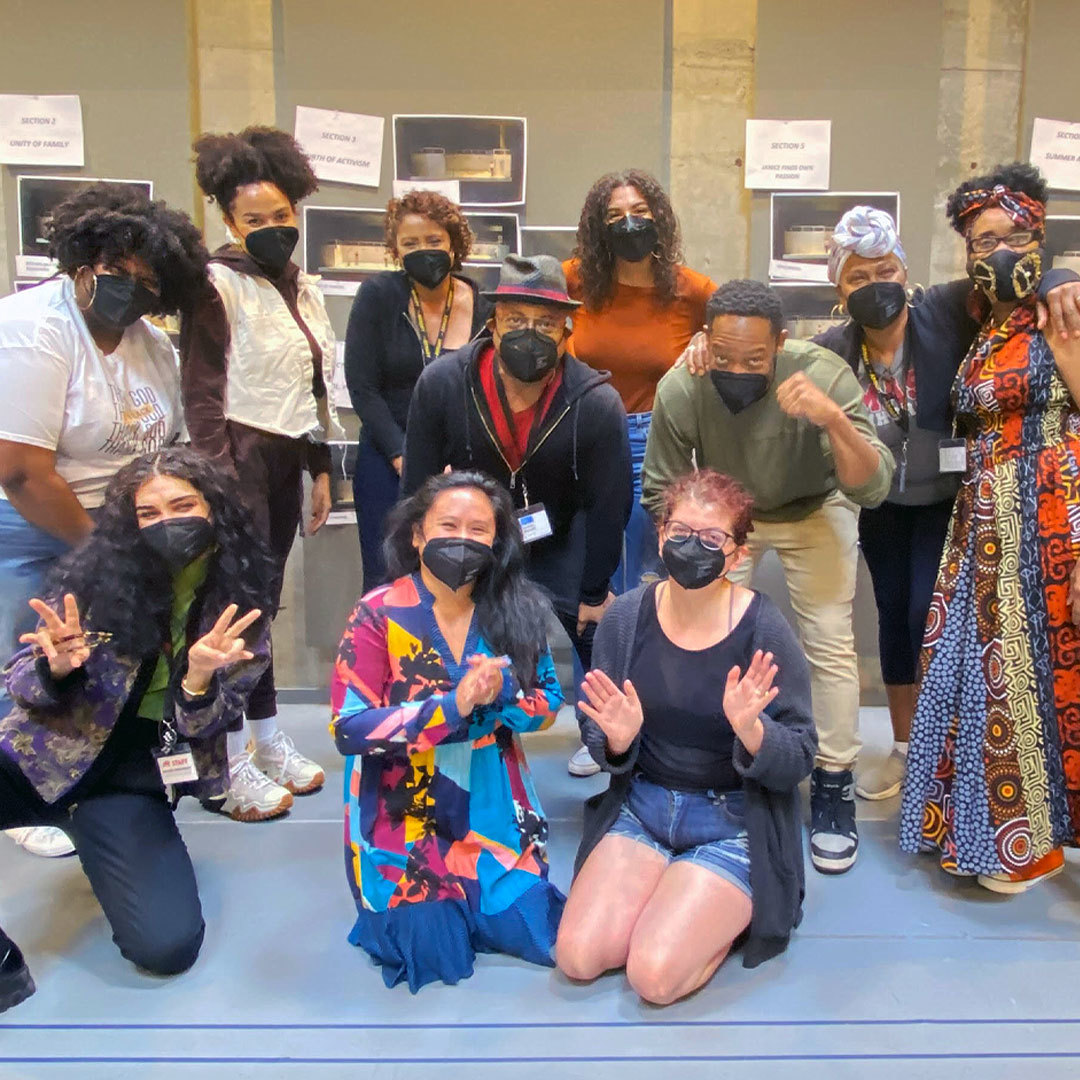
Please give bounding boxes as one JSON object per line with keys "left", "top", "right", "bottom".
{"left": 480, "top": 254, "right": 581, "bottom": 308}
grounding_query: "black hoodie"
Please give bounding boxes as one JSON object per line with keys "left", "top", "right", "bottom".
{"left": 402, "top": 336, "right": 633, "bottom": 614}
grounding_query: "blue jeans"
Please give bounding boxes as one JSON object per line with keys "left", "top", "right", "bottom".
{"left": 614, "top": 412, "right": 664, "bottom": 595}
{"left": 352, "top": 437, "right": 400, "bottom": 591}
{"left": 0, "top": 501, "right": 70, "bottom": 718}
{"left": 607, "top": 774, "right": 752, "bottom": 898}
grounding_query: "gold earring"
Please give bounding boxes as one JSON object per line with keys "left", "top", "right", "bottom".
{"left": 75, "top": 267, "right": 97, "bottom": 311}
{"left": 830, "top": 302, "right": 846, "bottom": 318}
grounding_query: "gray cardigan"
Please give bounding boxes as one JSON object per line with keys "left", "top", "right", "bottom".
{"left": 573, "top": 585, "right": 818, "bottom": 968}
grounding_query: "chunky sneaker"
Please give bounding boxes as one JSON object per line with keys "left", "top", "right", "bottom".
{"left": 977, "top": 847, "right": 1065, "bottom": 894}
{"left": 5, "top": 827, "right": 75, "bottom": 858}
{"left": 568, "top": 744, "right": 601, "bottom": 778}
{"left": 0, "top": 930, "right": 35, "bottom": 1014}
{"left": 250, "top": 730, "right": 325, "bottom": 795}
{"left": 201, "top": 753, "right": 293, "bottom": 822}
{"left": 809, "top": 767, "right": 859, "bottom": 874}
{"left": 855, "top": 748, "right": 907, "bottom": 801}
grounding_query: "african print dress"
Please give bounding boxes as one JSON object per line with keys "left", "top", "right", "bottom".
{"left": 900, "top": 302, "right": 1080, "bottom": 875}
{"left": 330, "top": 573, "right": 565, "bottom": 991}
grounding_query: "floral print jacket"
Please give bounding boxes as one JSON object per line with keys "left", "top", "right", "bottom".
{"left": 1, "top": 611, "right": 270, "bottom": 805}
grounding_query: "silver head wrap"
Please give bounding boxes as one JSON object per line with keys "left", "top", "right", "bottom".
{"left": 826, "top": 206, "right": 906, "bottom": 285}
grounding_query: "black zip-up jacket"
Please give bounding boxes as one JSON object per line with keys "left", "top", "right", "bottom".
{"left": 402, "top": 336, "right": 633, "bottom": 614}
{"left": 344, "top": 269, "right": 488, "bottom": 463}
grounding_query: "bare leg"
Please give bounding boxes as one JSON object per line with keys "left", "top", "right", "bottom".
{"left": 885, "top": 683, "right": 915, "bottom": 743}
{"left": 556, "top": 834, "right": 667, "bottom": 982}
{"left": 625, "top": 862, "right": 752, "bottom": 1005}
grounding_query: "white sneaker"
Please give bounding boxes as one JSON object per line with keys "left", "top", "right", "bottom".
{"left": 204, "top": 753, "right": 294, "bottom": 822}
{"left": 568, "top": 744, "right": 601, "bottom": 778}
{"left": 5, "top": 827, "right": 75, "bottom": 858}
{"left": 855, "top": 748, "right": 907, "bottom": 801}
{"left": 250, "top": 730, "right": 325, "bottom": 795}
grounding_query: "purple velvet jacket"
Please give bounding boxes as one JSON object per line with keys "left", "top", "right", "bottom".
{"left": 0, "top": 612, "right": 270, "bottom": 805}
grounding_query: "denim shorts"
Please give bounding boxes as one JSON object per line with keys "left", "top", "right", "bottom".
{"left": 607, "top": 774, "right": 752, "bottom": 898}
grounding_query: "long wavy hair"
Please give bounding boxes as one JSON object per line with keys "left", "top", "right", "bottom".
{"left": 46, "top": 448, "right": 275, "bottom": 659}
{"left": 383, "top": 471, "right": 552, "bottom": 686}
{"left": 573, "top": 169, "right": 684, "bottom": 311}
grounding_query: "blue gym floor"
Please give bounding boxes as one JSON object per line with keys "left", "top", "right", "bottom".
{"left": 2, "top": 703, "right": 1080, "bottom": 1079}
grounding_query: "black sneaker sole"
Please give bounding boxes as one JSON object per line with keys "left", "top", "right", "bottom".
{"left": 0, "top": 966, "right": 36, "bottom": 1013}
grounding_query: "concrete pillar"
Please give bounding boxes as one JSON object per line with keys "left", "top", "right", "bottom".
{"left": 928, "top": 0, "right": 1030, "bottom": 282}
{"left": 669, "top": 0, "right": 757, "bottom": 284}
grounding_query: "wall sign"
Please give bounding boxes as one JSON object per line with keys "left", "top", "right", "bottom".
{"left": 294, "top": 106, "right": 383, "bottom": 188}
{"left": 745, "top": 119, "right": 831, "bottom": 191}
{"left": 0, "top": 94, "right": 84, "bottom": 166}
{"left": 1030, "top": 117, "right": 1080, "bottom": 192}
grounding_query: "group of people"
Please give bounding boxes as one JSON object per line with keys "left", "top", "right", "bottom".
{"left": 2, "top": 123, "right": 1080, "bottom": 1013}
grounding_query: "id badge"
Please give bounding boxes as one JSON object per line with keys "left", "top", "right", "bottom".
{"left": 938, "top": 438, "right": 967, "bottom": 474}
{"left": 516, "top": 503, "right": 553, "bottom": 544}
{"left": 154, "top": 743, "right": 199, "bottom": 784}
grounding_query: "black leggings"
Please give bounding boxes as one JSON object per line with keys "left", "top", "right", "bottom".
{"left": 0, "top": 741, "right": 204, "bottom": 976}
{"left": 858, "top": 498, "right": 955, "bottom": 686}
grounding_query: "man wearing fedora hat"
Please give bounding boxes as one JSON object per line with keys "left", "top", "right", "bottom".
{"left": 402, "top": 254, "right": 633, "bottom": 678}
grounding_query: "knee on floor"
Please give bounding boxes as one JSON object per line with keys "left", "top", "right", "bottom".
{"left": 121, "top": 919, "right": 206, "bottom": 977}
{"left": 625, "top": 940, "right": 711, "bottom": 1007}
{"left": 555, "top": 930, "right": 617, "bottom": 984}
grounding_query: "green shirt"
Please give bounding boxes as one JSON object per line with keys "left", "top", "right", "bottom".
{"left": 136, "top": 555, "right": 210, "bottom": 722}
{"left": 642, "top": 338, "right": 894, "bottom": 523}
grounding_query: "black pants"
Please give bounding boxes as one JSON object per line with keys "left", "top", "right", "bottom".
{"left": 555, "top": 608, "right": 597, "bottom": 682}
{"left": 0, "top": 741, "right": 205, "bottom": 976}
{"left": 858, "top": 497, "right": 955, "bottom": 686}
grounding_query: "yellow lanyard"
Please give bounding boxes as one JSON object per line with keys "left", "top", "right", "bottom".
{"left": 411, "top": 278, "right": 455, "bottom": 364}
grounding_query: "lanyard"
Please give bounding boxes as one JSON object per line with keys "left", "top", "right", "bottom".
{"left": 411, "top": 278, "right": 455, "bottom": 364}
{"left": 861, "top": 342, "right": 910, "bottom": 435}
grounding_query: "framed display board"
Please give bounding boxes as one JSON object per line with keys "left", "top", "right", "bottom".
{"left": 302, "top": 204, "right": 388, "bottom": 297}
{"left": 393, "top": 115, "right": 526, "bottom": 207}
{"left": 521, "top": 225, "right": 577, "bottom": 263}
{"left": 773, "top": 282, "right": 846, "bottom": 340}
{"left": 1045, "top": 215, "right": 1080, "bottom": 274}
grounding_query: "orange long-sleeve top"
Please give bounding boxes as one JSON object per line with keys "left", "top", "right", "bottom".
{"left": 563, "top": 259, "right": 716, "bottom": 414}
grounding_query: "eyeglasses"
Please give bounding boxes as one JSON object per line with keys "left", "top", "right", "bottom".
{"left": 663, "top": 521, "right": 732, "bottom": 552}
{"left": 967, "top": 229, "right": 1041, "bottom": 256}
{"left": 497, "top": 313, "right": 566, "bottom": 337}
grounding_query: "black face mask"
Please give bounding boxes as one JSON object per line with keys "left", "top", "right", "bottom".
{"left": 607, "top": 215, "right": 658, "bottom": 263}
{"left": 88, "top": 273, "right": 158, "bottom": 330}
{"left": 498, "top": 328, "right": 561, "bottom": 383}
{"left": 141, "top": 516, "right": 215, "bottom": 572}
{"left": 661, "top": 536, "right": 727, "bottom": 590}
{"left": 710, "top": 370, "right": 771, "bottom": 415}
{"left": 403, "top": 248, "right": 452, "bottom": 290}
{"left": 970, "top": 247, "right": 1044, "bottom": 304}
{"left": 244, "top": 225, "right": 299, "bottom": 277}
{"left": 846, "top": 281, "right": 907, "bottom": 330}
{"left": 421, "top": 536, "right": 493, "bottom": 591}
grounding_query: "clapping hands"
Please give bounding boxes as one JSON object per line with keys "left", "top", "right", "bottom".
{"left": 455, "top": 654, "right": 510, "bottom": 716}
{"left": 579, "top": 670, "right": 644, "bottom": 756}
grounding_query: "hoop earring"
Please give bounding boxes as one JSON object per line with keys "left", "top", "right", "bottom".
{"left": 907, "top": 283, "right": 926, "bottom": 306}
{"left": 830, "top": 302, "right": 846, "bottom": 318}
{"left": 75, "top": 267, "right": 97, "bottom": 312}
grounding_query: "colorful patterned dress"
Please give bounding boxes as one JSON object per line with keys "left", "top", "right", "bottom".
{"left": 330, "top": 573, "right": 565, "bottom": 991}
{"left": 900, "top": 302, "right": 1080, "bottom": 875}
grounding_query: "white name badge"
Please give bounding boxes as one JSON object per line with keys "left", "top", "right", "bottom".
{"left": 938, "top": 438, "right": 967, "bottom": 474}
{"left": 154, "top": 745, "right": 199, "bottom": 785}
{"left": 517, "top": 503, "right": 553, "bottom": 544}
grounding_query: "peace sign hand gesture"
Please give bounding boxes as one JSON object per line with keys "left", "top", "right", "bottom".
{"left": 579, "top": 670, "right": 644, "bottom": 756}
{"left": 19, "top": 593, "right": 90, "bottom": 679}
{"left": 184, "top": 604, "right": 263, "bottom": 694}
{"left": 723, "top": 650, "right": 778, "bottom": 757}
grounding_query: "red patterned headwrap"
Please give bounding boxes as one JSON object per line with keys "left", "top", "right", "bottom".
{"left": 953, "top": 184, "right": 1046, "bottom": 231}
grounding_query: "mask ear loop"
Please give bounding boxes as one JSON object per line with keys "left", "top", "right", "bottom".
{"left": 75, "top": 267, "right": 97, "bottom": 312}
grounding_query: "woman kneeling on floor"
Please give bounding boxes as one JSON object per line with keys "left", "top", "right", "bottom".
{"left": 330, "top": 470, "right": 565, "bottom": 992}
{"left": 0, "top": 447, "right": 271, "bottom": 1012}
{"left": 556, "top": 469, "right": 817, "bottom": 1004}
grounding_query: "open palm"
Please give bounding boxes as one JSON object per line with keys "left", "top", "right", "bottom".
{"left": 579, "top": 669, "right": 643, "bottom": 756}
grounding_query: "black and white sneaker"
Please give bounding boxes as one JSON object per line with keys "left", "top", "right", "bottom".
{"left": 0, "top": 929, "right": 35, "bottom": 1014}
{"left": 809, "top": 767, "right": 859, "bottom": 874}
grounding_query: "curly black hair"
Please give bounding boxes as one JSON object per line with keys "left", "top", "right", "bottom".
{"left": 46, "top": 183, "right": 209, "bottom": 315}
{"left": 573, "top": 169, "right": 684, "bottom": 310}
{"left": 946, "top": 161, "right": 1049, "bottom": 234}
{"left": 382, "top": 470, "right": 553, "bottom": 687}
{"left": 193, "top": 126, "right": 318, "bottom": 215}
{"left": 45, "top": 447, "right": 275, "bottom": 660}
{"left": 705, "top": 279, "right": 785, "bottom": 337}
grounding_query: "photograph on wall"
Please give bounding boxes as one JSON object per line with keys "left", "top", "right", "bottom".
{"left": 1045, "top": 216, "right": 1080, "bottom": 274}
{"left": 768, "top": 191, "right": 899, "bottom": 283}
{"left": 774, "top": 283, "right": 846, "bottom": 340}
{"left": 464, "top": 212, "right": 520, "bottom": 264}
{"left": 302, "top": 204, "right": 390, "bottom": 297}
{"left": 521, "top": 225, "right": 577, "bottom": 263}
{"left": 326, "top": 440, "right": 359, "bottom": 526}
{"left": 393, "top": 115, "right": 526, "bottom": 207}
{"left": 17, "top": 175, "right": 153, "bottom": 276}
